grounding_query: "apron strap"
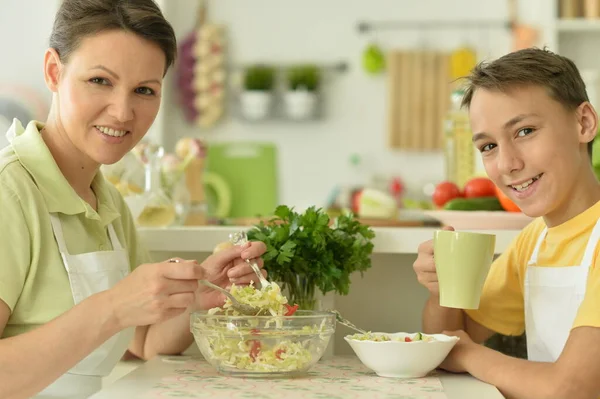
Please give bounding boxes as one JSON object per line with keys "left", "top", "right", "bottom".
{"left": 580, "top": 218, "right": 600, "bottom": 267}
{"left": 527, "top": 227, "right": 548, "bottom": 266}
{"left": 106, "top": 224, "right": 124, "bottom": 251}
{"left": 49, "top": 214, "right": 70, "bottom": 255}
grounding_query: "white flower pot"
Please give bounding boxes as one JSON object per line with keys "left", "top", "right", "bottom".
{"left": 240, "top": 91, "right": 272, "bottom": 121}
{"left": 284, "top": 91, "right": 318, "bottom": 120}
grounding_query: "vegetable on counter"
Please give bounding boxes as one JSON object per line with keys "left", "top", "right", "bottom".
{"left": 432, "top": 181, "right": 462, "bottom": 208}
{"left": 495, "top": 185, "right": 521, "bottom": 212}
{"left": 443, "top": 196, "right": 504, "bottom": 211}
{"left": 432, "top": 177, "right": 522, "bottom": 212}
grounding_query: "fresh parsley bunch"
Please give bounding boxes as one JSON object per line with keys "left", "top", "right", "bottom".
{"left": 247, "top": 205, "right": 375, "bottom": 299}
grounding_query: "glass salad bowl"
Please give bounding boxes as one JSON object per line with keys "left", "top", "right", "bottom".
{"left": 190, "top": 310, "right": 336, "bottom": 378}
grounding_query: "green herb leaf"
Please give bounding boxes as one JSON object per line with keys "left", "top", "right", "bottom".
{"left": 247, "top": 206, "right": 375, "bottom": 298}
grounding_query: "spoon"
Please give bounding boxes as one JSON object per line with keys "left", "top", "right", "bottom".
{"left": 229, "top": 231, "right": 271, "bottom": 289}
{"left": 328, "top": 309, "right": 369, "bottom": 335}
{"left": 198, "top": 280, "right": 259, "bottom": 316}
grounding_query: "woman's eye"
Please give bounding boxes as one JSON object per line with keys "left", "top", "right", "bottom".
{"left": 480, "top": 143, "right": 496, "bottom": 153}
{"left": 135, "top": 87, "right": 155, "bottom": 96}
{"left": 517, "top": 127, "right": 534, "bottom": 137}
{"left": 89, "top": 77, "right": 109, "bottom": 85}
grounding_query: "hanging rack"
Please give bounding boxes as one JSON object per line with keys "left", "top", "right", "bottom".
{"left": 232, "top": 61, "right": 349, "bottom": 73}
{"left": 356, "top": 20, "right": 513, "bottom": 34}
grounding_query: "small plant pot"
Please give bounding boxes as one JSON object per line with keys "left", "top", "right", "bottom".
{"left": 240, "top": 91, "right": 272, "bottom": 121}
{"left": 284, "top": 90, "right": 318, "bottom": 120}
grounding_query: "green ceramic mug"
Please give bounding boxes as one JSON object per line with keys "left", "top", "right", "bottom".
{"left": 433, "top": 230, "right": 496, "bottom": 309}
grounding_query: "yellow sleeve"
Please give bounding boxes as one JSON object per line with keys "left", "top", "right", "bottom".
{"left": 572, "top": 246, "right": 600, "bottom": 329}
{"left": 465, "top": 234, "right": 527, "bottom": 336}
{"left": 0, "top": 182, "right": 31, "bottom": 312}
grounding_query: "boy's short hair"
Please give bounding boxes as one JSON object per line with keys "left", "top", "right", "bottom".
{"left": 461, "top": 47, "right": 593, "bottom": 157}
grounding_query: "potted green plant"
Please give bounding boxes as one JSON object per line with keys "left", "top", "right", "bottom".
{"left": 240, "top": 64, "right": 275, "bottom": 120}
{"left": 284, "top": 65, "right": 321, "bottom": 120}
{"left": 247, "top": 205, "right": 375, "bottom": 310}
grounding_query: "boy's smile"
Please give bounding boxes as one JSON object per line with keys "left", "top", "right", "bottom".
{"left": 469, "top": 85, "right": 598, "bottom": 226}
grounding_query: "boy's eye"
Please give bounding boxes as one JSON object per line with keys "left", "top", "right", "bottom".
{"left": 517, "top": 127, "right": 534, "bottom": 137}
{"left": 480, "top": 143, "right": 496, "bottom": 153}
{"left": 89, "top": 77, "right": 110, "bottom": 85}
{"left": 135, "top": 87, "right": 155, "bottom": 96}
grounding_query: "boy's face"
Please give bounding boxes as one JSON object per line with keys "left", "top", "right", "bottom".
{"left": 470, "top": 85, "right": 593, "bottom": 219}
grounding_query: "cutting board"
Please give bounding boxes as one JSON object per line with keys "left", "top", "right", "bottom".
{"left": 387, "top": 50, "right": 450, "bottom": 151}
{"left": 206, "top": 142, "right": 278, "bottom": 218}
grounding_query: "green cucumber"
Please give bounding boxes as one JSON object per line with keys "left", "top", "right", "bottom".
{"left": 443, "top": 196, "right": 504, "bottom": 211}
{"left": 416, "top": 332, "right": 423, "bottom": 341}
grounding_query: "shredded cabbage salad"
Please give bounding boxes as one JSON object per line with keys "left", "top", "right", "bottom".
{"left": 194, "top": 282, "right": 329, "bottom": 373}
{"left": 347, "top": 332, "right": 435, "bottom": 343}
{"left": 207, "top": 282, "right": 299, "bottom": 317}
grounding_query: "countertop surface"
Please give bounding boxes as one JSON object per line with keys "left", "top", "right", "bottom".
{"left": 139, "top": 226, "right": 521, "bottom": 255}
{"left": 92, "top": 355, "right": 505, "bottom": 399}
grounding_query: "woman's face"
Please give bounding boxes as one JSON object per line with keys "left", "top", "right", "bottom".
{"left": 45, "top": 29, "right": 166, "bottom": 166}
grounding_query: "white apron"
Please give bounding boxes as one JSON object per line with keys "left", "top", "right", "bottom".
{"left": 35, "top": 215, "right": 134, "bottom": 398}
{"left": 524, "top": 218, "right": 600, "bottom": 362}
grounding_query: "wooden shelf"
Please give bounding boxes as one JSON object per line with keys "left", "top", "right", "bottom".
{"left": 556, "top": 19, "right": 600, "bottom": 32}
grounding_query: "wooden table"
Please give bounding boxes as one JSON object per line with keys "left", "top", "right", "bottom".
{"left": 91, "top": 356, "right": 504, "bottom": 399}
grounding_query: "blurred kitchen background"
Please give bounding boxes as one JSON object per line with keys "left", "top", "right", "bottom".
{"left": 1, "top": 0, "right": 599, "bottom": 227}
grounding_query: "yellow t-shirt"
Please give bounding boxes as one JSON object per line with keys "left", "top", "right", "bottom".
{"left": 465, "top": 200, "right": 600, "bottom": 336}
{"left": 0, "top": 119, "right": 152, "bottom": 338}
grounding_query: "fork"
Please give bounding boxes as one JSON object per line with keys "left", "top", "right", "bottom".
{"left": 229, "top": 231, "right": 271, "bottom": 289}
{"left": 328, "top": 309, "right": 369, "bottom": 334}
{"left": 199, "top": 280, "right": 259, "bottom": 316}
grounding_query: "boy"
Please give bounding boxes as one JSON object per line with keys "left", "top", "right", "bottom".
{"left": 413, "top": 48, "right": 600, "bottom": 399}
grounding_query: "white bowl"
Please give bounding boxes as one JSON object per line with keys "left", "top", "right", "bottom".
{"left": 344, "top": 332, "right": 459, "bottom": 378}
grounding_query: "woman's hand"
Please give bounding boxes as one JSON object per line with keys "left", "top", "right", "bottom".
{"left": 197, "top": 241, "right": 268, "bottom": 310}
{"left": 107, "top": 259, "right": 203, "bottom": 328}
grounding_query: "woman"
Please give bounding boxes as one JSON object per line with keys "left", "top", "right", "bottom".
{"left": 0, "top": 1, "right": 267, "bottom": 398}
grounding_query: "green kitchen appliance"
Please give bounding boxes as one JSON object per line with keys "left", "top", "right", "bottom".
{"left": 206, "top": 142, "right": 278, "bottom": 218}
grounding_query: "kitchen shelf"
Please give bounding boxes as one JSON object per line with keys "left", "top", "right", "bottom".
{"left": 556, "top": 18, "right": 600, "bottom": 32}
{"left": 138, "top": 226, "right": 520, "bottom": 255}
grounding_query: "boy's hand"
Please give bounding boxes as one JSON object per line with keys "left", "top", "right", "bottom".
{"left": 413, "top": 226, "right": 455, "bottom": 295}
{"left": 439, "top": 330, "right": 477, "bottom": 374}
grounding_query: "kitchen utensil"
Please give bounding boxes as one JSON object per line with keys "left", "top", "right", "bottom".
{"left": 387, "top": 50, "right": 449, "bottom": 151}
{"left": 344, "top": 332, "right": 459, "bottom": 378}
{"left": 229, "top": 231, "right": 270, "bottom": 289}
{"left": 190, "top": 310, "right": 336, "bottom": 377}
{"left": 206, "top": 142, "right": 277, "bottom": 218}
{"left": 434, "top": 230, "right": 496, "bottom": 309}
{"left": 198, "top": 280, "right": 259, "bottom": 315}
{"left": 422, "top": 210, "right": 533, "bottom": 230}
{"left": 328, "top": 309, "right": 368, "bottom": 335}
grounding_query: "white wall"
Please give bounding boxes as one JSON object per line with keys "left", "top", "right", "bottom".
{"left": 0, "top": 0, "right": 57, "bottom": 99}
{"left": 159, "top": 0, "right": 550, "bottom": 209}
{"left": 0, "top": 0, "right": 553, "bottom": 209}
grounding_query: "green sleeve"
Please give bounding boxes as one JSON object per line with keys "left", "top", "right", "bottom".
{"left": 0, "top": 183, "right": 31, "bottom": 312}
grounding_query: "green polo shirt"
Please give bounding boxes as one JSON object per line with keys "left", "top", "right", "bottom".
{"left": 0, "top": 119, "right": 152, "bottom": 338}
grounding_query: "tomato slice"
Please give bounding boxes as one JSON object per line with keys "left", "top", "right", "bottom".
{"left": 249, "top": 340, "right": 261, "bottom": 362}
{"left": 284, "top": 304, "right": 299, "bottom": 316}
{"left": 404, "top": 337, "right": 412, "bottom": 342}
{"left": 275, "top": 348, "right": 286, "bottom": 360}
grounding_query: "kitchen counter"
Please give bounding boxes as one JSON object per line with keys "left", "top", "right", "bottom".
{"left": 138, "top": 226, "right": 520, "bottom": 255}
{"left": 137, "top": 225, "right": 523, "bottom": 358}
{"left": 94, "top": 355, "right": 504, "bottom": 399}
